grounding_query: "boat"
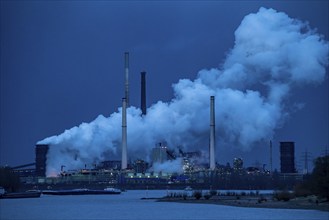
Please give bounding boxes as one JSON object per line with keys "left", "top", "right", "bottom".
{"left": 0, "top": 191, "right": 41, "bottom": 199}
{"left": 184, "top": 186, "right": 193, "bottom": 191}
{"left": 42, "top": 188, "right": 121, "bottom": 196}
{"left": 104, "top": 187, "right": 122, "bottom": 193}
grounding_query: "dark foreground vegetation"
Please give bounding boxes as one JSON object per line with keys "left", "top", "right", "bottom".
{"left": 294, "top": 155, "right": 329, "bottom": 200}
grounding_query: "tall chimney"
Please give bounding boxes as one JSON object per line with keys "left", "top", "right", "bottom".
{"left": 141, "top": 71, "right": 147, "bottom": 115}
{"left": 121, "top": 98, "right": 128, "bottom": 170}
{"left": 270, "top": 140, "right": 273, "bottom": 173}
{"left": 124, "top": 52, "right": 129, "bottom": 106}
{"left": 209, "top": 96, "right": 216, "bottom": 170}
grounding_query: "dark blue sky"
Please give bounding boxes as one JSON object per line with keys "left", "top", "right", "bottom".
{"left": 1, "top": 1, "right": 328, "bottom": 171}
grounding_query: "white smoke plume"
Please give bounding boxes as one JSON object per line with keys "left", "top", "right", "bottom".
{"left": 151, "top": 158, "right": 184, "bottom": 174}
{"left": 39, "top": 7, "right": 328, "bottom": 176}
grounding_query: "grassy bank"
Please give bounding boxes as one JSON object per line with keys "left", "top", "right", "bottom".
{"left": 157, "top": 192, "right": 329, "bottom": 212}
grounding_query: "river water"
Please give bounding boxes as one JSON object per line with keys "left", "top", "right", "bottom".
{"left": 0, "top": 190, "right": 328, "bottom": 220}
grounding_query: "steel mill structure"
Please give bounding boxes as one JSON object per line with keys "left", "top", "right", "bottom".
{"left": 10, "top": 52, "right": 305, "bottom": 191}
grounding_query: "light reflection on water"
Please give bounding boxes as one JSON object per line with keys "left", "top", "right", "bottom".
{"left": 0, "top": 190, "right": 328, "bottom": 220}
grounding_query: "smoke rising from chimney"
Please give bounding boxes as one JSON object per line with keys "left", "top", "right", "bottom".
{"left": 38, "top": 7, "right": 328, "bottom": 176}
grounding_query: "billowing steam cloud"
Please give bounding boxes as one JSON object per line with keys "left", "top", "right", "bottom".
{"left": 39, "top": 7, "right": 328, "bottom": 176}
{"left": 152, "top": 159, "right": 184, "bottom": 174}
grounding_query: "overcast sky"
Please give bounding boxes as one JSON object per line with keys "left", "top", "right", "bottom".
{"left": 1, "top": 0, "right": 328, "bottom": 172}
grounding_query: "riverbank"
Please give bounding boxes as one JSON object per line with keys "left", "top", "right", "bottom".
{"left": 157, "top": 195, "right": 329, "bottom": 212}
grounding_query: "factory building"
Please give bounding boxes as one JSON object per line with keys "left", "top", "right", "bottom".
{"left": 35, "top": 144, "right": 49, "bottom": 177}
{"left": 280, "top": 141, "right": 296, "bottom": 173}
{"left": 132, "top": 159, "right": 149, "bottom": 173}
{"left": 99, "top": 160, "right": 121, "bottom": 170}
{"left": 233, "top": 157, "right": 243, "bottom": 171}
{"left": 151, "top": 142, "right": 168, "bottom": 164}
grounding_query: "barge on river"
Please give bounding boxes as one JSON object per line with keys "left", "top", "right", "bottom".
{"left": 0, "top": 191, "right": 41, "bottom": 199}
{"left": 42, "top": 187, "right": 121, "bottom": 196}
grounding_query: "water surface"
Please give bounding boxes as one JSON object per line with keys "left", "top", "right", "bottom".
{"left": 0, "top": 190, "right": 327, "bottom": 220}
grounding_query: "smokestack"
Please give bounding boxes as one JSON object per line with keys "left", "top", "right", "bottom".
{"left": 209, "top": 96, "right": 216, "bottom": 170}
{"left": 141, "top": 71, "right": 147, "bottom": 115}
{"left": 270, "top": 140, "right": 273, "bottom": 173}
{"left": 121, "top": 98, "right": 127, "bottom": 170}
{"left": 124, "top": 52, "right": 129, "bottom": 106}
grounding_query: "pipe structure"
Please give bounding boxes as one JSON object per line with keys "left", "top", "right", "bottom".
{"left": 141, "top": 71, "right": 147, "bottom": 115}
{"left": 121, "top": 98, "right": 127, "bottom": 170}
{"left": 124, "top": 52, "right": 129, "bottom": 106}
{"left": 209, "top": 96, "right": 216, "bottom": 170}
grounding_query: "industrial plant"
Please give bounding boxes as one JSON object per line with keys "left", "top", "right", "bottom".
{"left": 8, "top": 52, "right": 307, "bottom": 191}
{"left": 15, "top": 140, "right": 303, "bottom": 190}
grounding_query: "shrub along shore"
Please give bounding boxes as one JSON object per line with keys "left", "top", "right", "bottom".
{"left": 157, "top": 190, "right": 329, "bottom": 212}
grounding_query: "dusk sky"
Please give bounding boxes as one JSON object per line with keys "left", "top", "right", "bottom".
{"left": 1, "top": 1, "right": 328, "bottom": 173}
